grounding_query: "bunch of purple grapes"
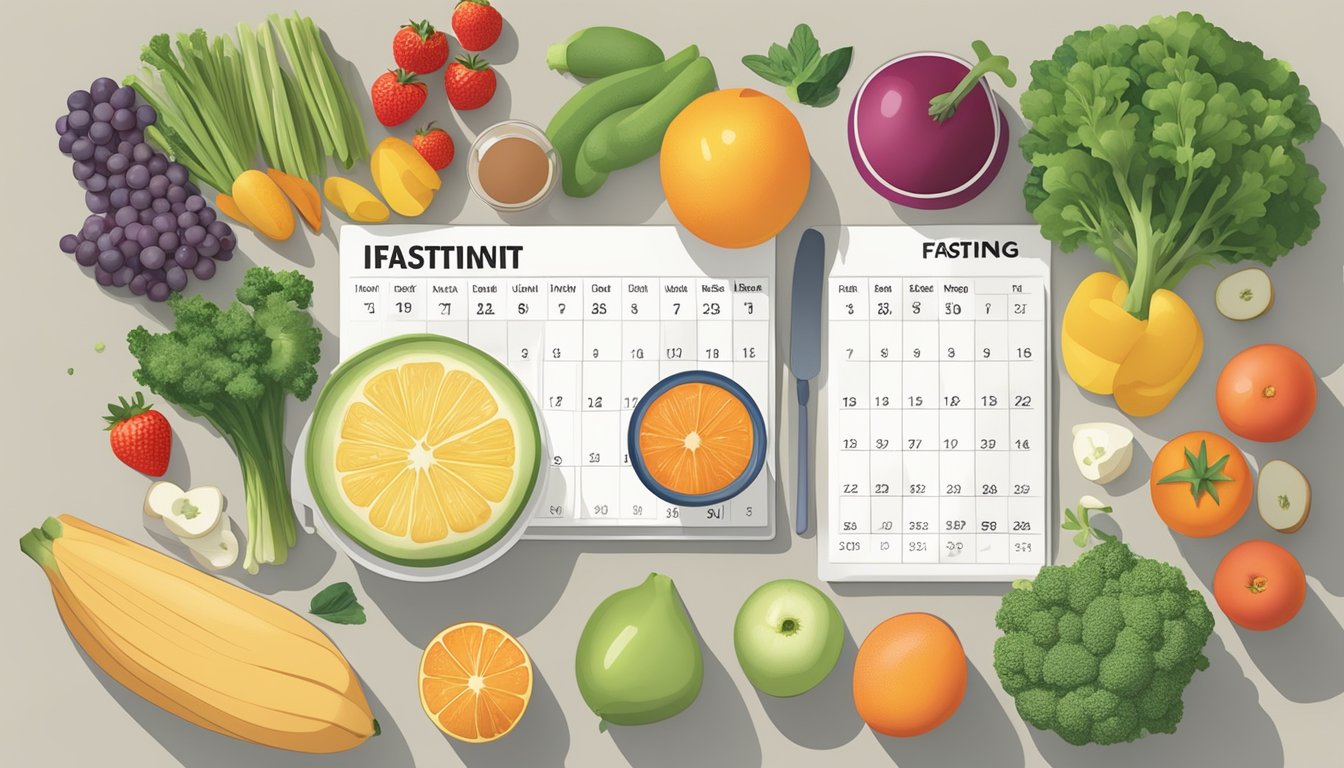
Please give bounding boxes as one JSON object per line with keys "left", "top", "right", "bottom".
{"left": 55, "top": 77, "right": 237, "bottom": 301}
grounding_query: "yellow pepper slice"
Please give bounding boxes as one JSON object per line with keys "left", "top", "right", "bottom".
{"left": 1061, "top": 272, "right": 1203, "bottom": 417}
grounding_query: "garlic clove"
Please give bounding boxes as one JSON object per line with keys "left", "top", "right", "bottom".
{"left": 185, "top": 524, "right": 239, "bottom": 571}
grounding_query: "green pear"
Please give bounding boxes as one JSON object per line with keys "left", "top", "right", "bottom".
{"left": 575, "top": 572, "right": 704, "bottom": 728}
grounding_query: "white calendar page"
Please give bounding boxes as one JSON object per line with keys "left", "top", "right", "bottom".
{"left": 338, "top": 226, "right": 774, "bottom": 541}
{"left": 820, "top": 226, "right": 1051, "bottom": 581}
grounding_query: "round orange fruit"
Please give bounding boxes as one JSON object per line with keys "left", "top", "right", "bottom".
{"left": 659, "top": 88, "right": 810, "bottom": 248}
{"left": 419, "top": 622, "right": 533, "bottom": 742}
{"left": 852, "top": 613, "right": 966, "bottom": 737}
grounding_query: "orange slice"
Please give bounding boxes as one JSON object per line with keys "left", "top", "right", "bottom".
{"left": 638, "top": 381, "right": 754, "bottom": 495}
{"left": 419, "top": 622, "right": 533, "bottom": 742}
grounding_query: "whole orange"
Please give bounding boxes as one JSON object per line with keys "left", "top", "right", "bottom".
{"left": 659, "top": 88, "right": 810, "bottom": 248}
{"left": 852, "top": 612, "right": 966, "bottom": 737}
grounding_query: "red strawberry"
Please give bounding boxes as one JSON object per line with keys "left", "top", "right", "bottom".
{"left": 413, "top": 123, "right": 456, "bottom": 170}
{"left": 370, "top": 69, "right": 427, "bottom": 126}
{"left": 104, "top": 392, "right": 171, "bottom": 477}
{"left": 452, "top": 0, "right": 503, "bottom": 52}
{"left": 393, "top": 19, "right": 449, "bottom": 74}
{"left": 444, "top": 56, "right": 497, "bottom": 110}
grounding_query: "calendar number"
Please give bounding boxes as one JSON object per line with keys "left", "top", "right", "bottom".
{"left": 666, "top": 508, "right": 680, "bottom": 519}
{"left": 437, "top": 302, "right": 452, "bottom": 316}
{"left": 944, "top": 302, "right": 962, "bottom": 316}
{"left": 837, "top": 541, "right": 861, "bottom": 552}
{"left": 907, "top": 438, "right": 922, "bottom": 449}
{"left": 671, "top": 302, "right": 681, "bottom": 315}
{"left": 517, "top": 303, "right": 530, "bottom": 315}
{"left": 842, "top": 396, "right": 857, "bottom": 408}
{"left": 1014, "top": 395, "right": 1033, "bottom": 407}
{"left": 701, "top": 302, "right": 721, "bottom": 315}
{"left": 946, "top": 541, "right": 964, "bottom": 554}
{"left": 592, "top": 504, "right": 609, "bottom": 515}
{"left": 981, "top": 395, "right": 998, "bottom": 406}
{"left": 877, "top": 302, "right": 892, "bottom": 315}
{"left": 665, "top": 347, "right": 684, "bottom": 359}
{"left": 981, "top": 521, "right": 998, "bottom": 532}
{"left": 586, "top": 397, "right": 603, "bottom": 408}
{"left": 1015, "top": 438, "right": 1031, "bottom": 449}
{"left": 588, "top": 452, "right": 601, "bottom": 463}
{"left": 947, "top": 347, "right": 956, "bottom": 359}
{"left": 623, "top": 396, "right": 640, "bottom": 408}
{"left": 475, "top": 302, "right": 494, "bottom": 315}
{"left": 946, "top": 484, "right": 962, "bottom": 495}
{"left": 552, "top": 455, "right": 563, "bottom": 465}
{"left": 911, "top": 301, "right": 921, "bottom": 314}
{"left": 981, "top": 484, "right": 998, "bottom": 495}
{"left": 874, "top": 483, "right": 890, "bottom": 494}
{"left": 874, "top": 438, "right": 889, "bottom": 449}
{"left": 395, "top": 301, "right": 412, "bottom": 314}
{"left": 630, "top": 348, "right": 646, "bottom": 359}
{"left": 874, "top": 395, "right": 890, "bottom": 407}
{"left": 908, "top": 541, "right": 928, "bottom": 552}
{"left": 1012, "top": 521, "right": 1033, "bottom": 531}
{"left": 1013, "top": 303, "right": 1027, "bottom": 315}
{"left": 744, "top": 301, "right": 754, "bottom": 315}
{"left": 842, "top": 483, "right": 858, "bottom": 495}
{"left": 1015, "top": 541, "right": 1033, "bottom": 552}
{"left": 909, "top": 483, "right": 927, "bottom": 494}
{"left": 1016, "top": 347, "right": 1033, "bottom": 359}
{"left": 943, "top": 438, "right": 959, "bottom": 449}
{"left": 548, "top": 395, "right": 563, "bottom": 407}
{"left": 908, "top": 521, "right": 929, "bottom": 531}
{"left": 943, "top": 395, "right": 961, "bottom": 407}
{"left": 551, "top": 347, "right": 561, "bottom": 358}
{"left": 983, "top": 347, "right": 991, "bottom": 358}
{"left": 946, "top": 520, "right": 966, "bottom": 531}
{"left": 1014, "top": 484, "right": 1032, "bottom": 495}
{"left": 557, "top": 302, "right": 567, "bottom": 315}
{"left": 591, "top": 302, "right": 608, "bottom": 315}
{"left": 879, "top": 540, "right": 891, "bottom": 551}
{"left": 629, "top": 303, "right": 639, "bottom": 315}
{"left": 843, "top": 438, "right": 858, "bottom": 449}
{"left": 908, "top": 395, "right": 924, "bottom": 407}
{"left": 741, "top": 346, "right": 758, "bottom": 358}
{"left": 843, "top": 521, "right": 858, "bottom": 531}
{"left": 363, "top": 302, "right": 375, "bottom": 314}
{"left": 979, "top": 438, "right": 997, "bottom": 449}
{"left": 704, "top": 348, "right": 721, "bottom": 359}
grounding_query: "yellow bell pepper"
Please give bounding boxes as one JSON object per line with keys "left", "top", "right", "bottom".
{"left": 1061, "top": 272, "right": 1202, "bottom": 417}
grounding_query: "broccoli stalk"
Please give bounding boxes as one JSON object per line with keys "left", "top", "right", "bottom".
{"left": 1020, "top": 12, "right": 1324, "bottom": 320}
{"left": 127, "top": 268, "right": 321, "bottom": 574}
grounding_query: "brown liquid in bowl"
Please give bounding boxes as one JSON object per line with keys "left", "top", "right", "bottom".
{"left": 478, "top": 136, "right": 550, "bottom": 205}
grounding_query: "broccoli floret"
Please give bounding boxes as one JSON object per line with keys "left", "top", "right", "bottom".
{"left": 992, "top": 540, "right": 1214, "bottom": 744}
{"left": 127, "top": 267, "right": 322, "bottom": 573}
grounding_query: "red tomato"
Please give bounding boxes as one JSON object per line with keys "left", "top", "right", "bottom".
{"left": 1216, "top": 344, "right": 1316, "bottom": 442}
{"left": 1214, "top": 540, "right": 1306, "bottom": 631}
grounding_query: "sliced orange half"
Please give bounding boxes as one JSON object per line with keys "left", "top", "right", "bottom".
{"left": 419, "top": 622, "right": 533, "bottom": 742}
{"left": 638, "top": 381, "right": 755, "bottom": 495}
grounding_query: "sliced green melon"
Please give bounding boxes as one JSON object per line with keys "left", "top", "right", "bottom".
{"left": 307, "top": 334, "right": 540, "bottom": 567}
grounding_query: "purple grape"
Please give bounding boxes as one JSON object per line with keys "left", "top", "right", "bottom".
{"left": 138, "top": 209, "right": 155, "bottom": 225}
{"left": 111, "top": 109, "right": 136, "bottom": 132}
{"left": 192, "top": 257, "right": 216, "bottom": 280}
{"left": 58, "top": 133, "right": 77, "bottom": 153}
{"left": 109, "top": 188, "right": 130, "bottom": 208}
{"left": 94, "top": 266, "right": 114, "bottom": 286}
{"left": 106, "top": 154, "right": 129, "bottom": 174}
{"left": 75, "top": 241, "right": 99, "bottom": 266}
{"left": 97, "top": 249, "right": 123, "bottom": 271}
{"left": 140, "top": 245, "right": 166, "bottom": 270}
{"left": 197, "top": 207, "right": 217, "bottom": 227}
{"left": 151, "top": 198, "right": 171, "bottom": 214}
{"left": 68, "top": 90, "right": 93, "bottom": 112}
{"left": 110, "top": 86, "right": 136, "bottom": 110}
{"left": 59, "top": 234, "right": 79, "bottom": 253}
{"left": 170, "top": 202, "right": 186, "bottom": 216}
{"left": 147, "top": 155, "right": 168, "bottom": 175}
{"left": 81, "top": 217, "right": 105, "bottom": 239}
{"left": 199, "top": 235, "right": 220, "bottom": 258}
{"left": 145, "top": 267, "right": 167, "bottom": 282}
{"left": 73, "top": 161, "right": 95, "bottom": 181}
{"left": 164, "top": 163, "right": 188, "bottom": 185}
{"left": 183, "top": 225, "right": 205, "bottom": 245}
{"left": 88, "top": 122, "right": 114, "bottom": 145}
{"left": 132, "top": 143, "right": 153, "bottom": 163}
{"left": 85, "top": 191, "right": 110, "bottom": 213}
{"left": 96, "top": 233, "right": 113, "bottom": 251}
{"left": 108, "top": 174, "right": 126, "bottom": 191}
{"left": 91, "top": 102, "right": 114, "bottom": 122}
{"left": 118, "top": 239, "right": 140, "bottom": 259}
{"left": 113, "top": 266, "right": 134, "bottom": 287}
{"left": 124, "top": 129, "right": 143, "bottom": 145}
{"left": 148, "top": 174, "right": 169, "bottom": 197}
{"left": 94, "top": 145, "right": 113, "bottom": 164}
{"left": 125, "top": 251, "right": 141, "bottom": 270}
{"left": 177, "top": 211, "right": 198, "bottom": 229}
{"left": 135, "top": 104, "right": 156, "bottom": 127}
{"left": 205, "top": 220, "right": 229, "bottom": 239}
{"left": 68, "top": 110, "right": 91, "bottom": 132}
{"left": 153, "top": 213, "right": 177, "bottom": 234}
{"left": 70, "top": 138, "right": 94, "bottom": 161}
{"left": 166, "top": 185, "right": 187, "bottom": 204}
{"left": 136, "top": 226, "right": 158, "bottom": 248}
{"left": 116, "top": 140, "right": 134, "bottom": 156}
{"left": 129, "top": 274, "right": 149, "bottom": 295}
{"left": 185, "top": 194, "right": 205, "bottom": 212}
{"left": 124, "top": 221, "right": 142, "bottom": 240}
{"left": 56, "top": 115, "right": 69, "bottom": 135}
{"left": 109, "top": 227, "right": 124, "bottom": 246}
{"left": 165, "top": 266, "right": 188, "bottom": 291}
{"left": 218, "top": 234, "right": 237, "bottom": 253}
{"left": 126, "top": 165, "right": 149, "bottom": 189}
{"left": 90, "top": 77, "right": 118, "bottom": 103}
{"left": 130, "top": 189, "right": 152, "bottom": 210}
{"left": 147, "top": 281, "right": 171, "bottom": 301}
{"left": 174, "top": 245, "right": 199, "bottom": 268}
{"left": 158, "top": 231, "right": 180, "bottom": 251}
{"left": 84, "top": 174, "right": 107, "bottom": 193}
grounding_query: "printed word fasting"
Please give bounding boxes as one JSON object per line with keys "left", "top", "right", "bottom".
{"left": 363, "top": 243, "right": 523, "bottom": 270}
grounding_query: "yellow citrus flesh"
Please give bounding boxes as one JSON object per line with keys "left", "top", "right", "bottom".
{"left": 336, "top": 363, "right": 518, "bottom": 544}
{"left": 419, "top": 622, "right": 533, "bottom": 742}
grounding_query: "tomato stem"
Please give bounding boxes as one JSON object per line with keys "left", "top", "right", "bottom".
{"left": 1263, "top": 385, "right": 1276, "bottom": 398}
{"left": 1247, "top": 576, "right": 1268, "bottom": 594}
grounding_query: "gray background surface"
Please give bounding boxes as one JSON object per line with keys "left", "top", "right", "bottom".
{"left": 3, "top": 1, "right": 1341, "bottom": 766}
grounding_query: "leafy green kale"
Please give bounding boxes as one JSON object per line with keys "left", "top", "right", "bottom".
{"left": 127, "top": 268, "right": 321, "bottom": 574}
{"left": 1020, "top": 12, "right": 1324, "bottom": 319}
{"left": 993, "top": 540, "right": 1215, "bottom": 745}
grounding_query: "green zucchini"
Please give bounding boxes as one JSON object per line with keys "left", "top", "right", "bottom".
{"left": 547, "top": 45, "right": 699, "bottom": 197}
{"left": 546, "top": 27, "right": 664, "bottom": 79}
{"left": 581, "top": 57, "right": 717, "bottom": 173}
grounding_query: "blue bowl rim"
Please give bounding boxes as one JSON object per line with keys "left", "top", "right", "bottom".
{"left": 626, "top": 369, "right": 768, "bottom": 508}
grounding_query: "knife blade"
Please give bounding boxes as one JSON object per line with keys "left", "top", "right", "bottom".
{"left": 790, "top": 228, "right": 825, "bottom": 535}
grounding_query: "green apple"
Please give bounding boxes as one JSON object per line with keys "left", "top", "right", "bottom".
{"left": 734, "top": 578, "right": 844, "bottom": 697}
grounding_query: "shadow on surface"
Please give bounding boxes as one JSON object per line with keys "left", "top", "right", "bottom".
{"left": 756, "top": 627, "right": 864, "bottom": 749}
{"left": 877, "top": 662, "right": 1025, "bottom": 768}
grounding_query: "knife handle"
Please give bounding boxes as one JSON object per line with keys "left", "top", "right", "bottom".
{"left": 796, "top": 378, "right": 810, "bottom": 535}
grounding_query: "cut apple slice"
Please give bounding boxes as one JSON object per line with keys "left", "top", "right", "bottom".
{"left": 185, "top": 524, "right": 240, "bottom": 570}
{"left": 1257, "top": 459, "right": 1310, "bottom": 533}
{"left": 1071, "top": 422, "right": 1134, "bottom": 485}
{"left": 1215, "top": 268, "right": 1273, "bottom": 321}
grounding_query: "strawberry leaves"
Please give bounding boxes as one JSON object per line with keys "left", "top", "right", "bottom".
{"left": 742, "top": 24, "right": 852, "bottom": 108}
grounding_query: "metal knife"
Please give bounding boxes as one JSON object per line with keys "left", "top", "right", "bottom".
{"left": 790, "top": 228, "right": 825, "bottom": 535}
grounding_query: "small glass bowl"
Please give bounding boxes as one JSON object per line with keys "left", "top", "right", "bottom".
{"left": 467, "top": 120, "right": 560, "bottom": 212}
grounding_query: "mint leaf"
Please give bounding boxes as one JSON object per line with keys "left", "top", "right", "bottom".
{"left": 767, "top": 43, "right": 795, "bottom": 74}
{"left": 796, "top": 46, "right": 852, "bottom": 107}
{"left": 309, "top": 581, "right": 366, "bottom": 625}
{"left": 741, "top": 54, "right": 793, "bottom": 87}
{"left": 787, "top": 24, "right": 821, "bottom": 81}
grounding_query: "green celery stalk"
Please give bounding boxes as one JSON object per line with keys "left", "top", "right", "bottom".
{"left": 285, "top": 68, "right": 326, "bottom": 179}
{"left": 296, "top": 18, "right": 347, "bottom": 163}
{"left": 269, "top": 14, "right": 336, "bottom": 158}
{"left": 238, "top": 23, "right": 278, "bottom": 174}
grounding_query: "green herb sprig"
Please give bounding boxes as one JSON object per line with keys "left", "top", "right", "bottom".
{"left": 742, "top": 24, "right": 852, "bottom": 108}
